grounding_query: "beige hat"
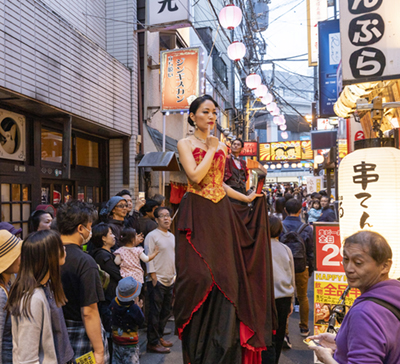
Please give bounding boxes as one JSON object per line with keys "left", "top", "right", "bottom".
{"left": 0, "top": 230, "right": 22, "bottom": 273}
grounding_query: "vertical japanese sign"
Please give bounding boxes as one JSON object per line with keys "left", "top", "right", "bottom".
{"left": 160, "top": 48, "right": 201, "bottom": 112}
{"left": 314, "top": 223, "right": 343, "bottom": 272}
{"left": 339, "top": 0, "right": 400, "bottom": 84}
{"left": 318, "top": 19, "right": 340, "bottom": 118}
{"left": 147, "top": 0, "right": 193, "bottom": 31}
{"left": 307, "top": 176, "right": 322, "bottom": 194}
{"left": 307, "top": 0, "right": 328, "bottom": 66}
{"left": 239, "top": 142, "right": 258, "bottom": 157}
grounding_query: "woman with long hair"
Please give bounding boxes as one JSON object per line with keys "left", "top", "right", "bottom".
{"left": 0, "top": 230, "right": 22, "bottom": 364}
{"left": 6, "top": 230, "right": 73, "bottom": 364}
{"left": 175, "top": 95, "right": 276, "bottom": 364}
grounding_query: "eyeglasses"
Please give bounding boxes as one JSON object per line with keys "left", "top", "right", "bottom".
{"left": 115, "top": 204, "right": 128, "bottom": 208}
{"left": 158, "top": 214, "right": 171, "bottom": 219}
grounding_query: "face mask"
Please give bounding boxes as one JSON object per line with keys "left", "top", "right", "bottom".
{"left": 80, "top": 225, "right": 92, "bottom": 244}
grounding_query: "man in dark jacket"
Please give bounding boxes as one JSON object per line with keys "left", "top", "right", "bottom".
{"left": 318, "top": 196, "right": 337, "bottom": 222}
{"left": 282, "top": 198, "right": 314, "bottom": 337}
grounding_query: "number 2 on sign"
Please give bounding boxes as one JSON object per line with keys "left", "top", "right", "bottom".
{"left": 322, "top": 244, "right": 343, "bottom": 266}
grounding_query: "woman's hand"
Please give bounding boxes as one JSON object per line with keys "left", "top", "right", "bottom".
{"left": 309, "top": 346, "right": 336, "bottom": 364}
{"left": 246, "top": 190, "right": 264, "bottom": 203}
{"left": 307, "top": 333, "right": 337, "bottom": 351}
{"left": 205, "top": 135, "right": 219, "bottom": 151}
{"left": 134, "top": 196, "right": 146, "bottom": 211}
{"left": 135, "top": 233, "right": 144, "bottom": 245}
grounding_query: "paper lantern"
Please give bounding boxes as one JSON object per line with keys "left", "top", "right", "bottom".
{"left": 261, "top": 93, "right": 273, "bottom": 105}
{"left": 297, "top": 162, "right": 302, "bottom": 168}
{"left": 254, "top": 84, "right": 269, "bottom": 98}
{"left": 281, "top": 132, "right": 288, "bottom": 139}
{"left": 273, "top": 116, "right": 281, "bottom": 125}
{"left": 284, "top": 163, "right": 289, "bottom": 168}
{"left": 315, "top": 154, "right": 324, "bottom": 164}
{"left": 279, "top": 124, "right": 287, "bottom": 131}
{"left": 291, "top": 163, "right": 297, "bottom": 168}
{"left": 271, "top": 106, "right": 280, "bottom": 116}
{"left": 227, "top": 41, "right": 246, "bottom": 61}
{"left": 246, "top": 73, "right": 261, "bottom": 90}
{"left": 219, "top": 4, "right": 242, "bottom": 30}
{"left": 339, "top": 146, "right": 400, "bottom": 279}
{"left": 266, "top": 102, "right": 276, "bottom": 112}
{"left": 276, "top": 163, "right": 282, "bottom": 169}
{"left": 305, "top": 163, "right": 310, "bottom": 168}
{"left": 270, "top": 164, "right": 276, "bottom": 170}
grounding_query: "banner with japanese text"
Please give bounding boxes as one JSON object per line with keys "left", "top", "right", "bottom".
{"left": 239, "top": 142, "right": 258, "bottom": 157}
{"left": 160, "top": 48, "right": 200, "bottom": 112}
{"left": 313, "top": 223, "right": 343, "bottom": 272}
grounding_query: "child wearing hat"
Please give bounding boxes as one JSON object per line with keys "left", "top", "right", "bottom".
{"left": 109, "top": 277, "right": 144, "bottom": 364}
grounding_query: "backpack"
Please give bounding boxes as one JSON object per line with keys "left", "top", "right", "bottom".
{"left": 280, "top": 223, "right": 308, "bottom": 273}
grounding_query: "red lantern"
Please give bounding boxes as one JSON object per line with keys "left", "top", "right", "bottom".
{"left": 246, "top": 73, "right": 261, "bottom": 90}
{"left": 219, "top": 4, "right": 243, "bottom": 30}
{"left": 227, "top": 41, "right": 246, "bottom": 61}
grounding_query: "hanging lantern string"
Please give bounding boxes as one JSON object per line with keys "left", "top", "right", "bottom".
{"left": 203, "top": 23, "right": 221, "bottom": 90}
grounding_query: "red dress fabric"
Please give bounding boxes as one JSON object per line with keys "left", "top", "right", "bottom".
{"left": 174, "top": 148, "right": 276, "bottom": 364}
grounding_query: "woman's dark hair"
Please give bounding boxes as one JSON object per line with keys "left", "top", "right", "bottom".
{"left": 343, "top": 231, "right": 392, "bottom": 265}
{"left": 284, "top": 193, "right": 293, "bottom": 201}
{"left": 275, "top": 197, "right": 286, "bottom": 214}
{"left": 154, "top": 206, "right": 173, "bottom": 219}
{"left": 312, "top": 200, "right": 321, "bottom": 209}
{"left": 28, "top": 210, "right": 53, "bottom": 233}
{"left": 139, "top": 199, "right": 159, "bottom": 215}
{"left": 269, "top": 216, "right": 283, "bottom": 238}
{"left": 187, "top": 95, "right": 218, "bottom": 127}
{"left": 6, "top": 230, "right": 66, "bottom": 317}
{"left": 57, "top": 200, "right": 95, "bottom": 236}
{"left": 311, "top": 192, "right": 322, "bottom": 200}
{"left": 116, "top": 189, "right": 131, "bottom": 197}
{"left": 91, "top": 222, "right": 110, "bottom": 249}
{"left": 120, "top": 227, "right": 137, "bottom": 247}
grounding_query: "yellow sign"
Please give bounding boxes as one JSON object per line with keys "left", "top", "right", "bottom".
{"left": 76, "top": 351, "right": 96, "bottom": 364}
{"left": 259, "top": 143, "right": 271, "bottom": 161}
{"left": 271, "top": 141, "right": 301, "bottom": 160}
{"left": 301, "top": 140, "right": 313, "bottom": 159}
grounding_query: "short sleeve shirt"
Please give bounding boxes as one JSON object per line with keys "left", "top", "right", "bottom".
{"left": 61, "top": 244, "right": 104, "bottom": 322}
{"left": 114, "top": 246, "right": 145, "bottom": 283}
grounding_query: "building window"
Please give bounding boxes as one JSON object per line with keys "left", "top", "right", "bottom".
{"left": 76, "top": 137, "right": 99, "bottom": 168}
{"left": 1, "top": 183, "right": 31, "bottom": 238}
{"left": 41, "top": 128, "right": 63, "bottom": 163}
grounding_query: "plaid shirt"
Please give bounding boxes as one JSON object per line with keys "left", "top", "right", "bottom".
{"left": 65, "top": 319, "right": 110, "bottom": 364}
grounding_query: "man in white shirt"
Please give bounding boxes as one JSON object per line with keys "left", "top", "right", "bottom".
{"left": 145, "top": 206, "right": 175, "bottom": 354}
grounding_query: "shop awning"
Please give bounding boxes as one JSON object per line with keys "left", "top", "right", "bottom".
{"left": 138, "top": 151, "right": 181, "bottom": 171}
{"left": 247, "top": 159, "right": 268, "bottom": 176}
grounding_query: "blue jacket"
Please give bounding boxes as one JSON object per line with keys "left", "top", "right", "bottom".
{"left": 281, "top": 216, "right": 314, "bottom": 275}
{"left": 318, "top": 206, "right": 337, "bottom": 222}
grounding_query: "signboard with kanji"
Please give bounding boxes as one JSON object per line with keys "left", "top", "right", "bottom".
{"left": 160, "top": 48, "right": 201, "bottom": 112}
{"left": 239, "top": 142, "right": 258, "bottom": 157}
{"left": 314, "top": 223, "right": 343, "bottom": 272}
{"left": 147, "top": 0, "right": 193, "bottom": 31}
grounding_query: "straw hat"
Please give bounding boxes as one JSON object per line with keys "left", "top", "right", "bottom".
{"left": 0, "top": 230, "right": 22, "bottom": 273}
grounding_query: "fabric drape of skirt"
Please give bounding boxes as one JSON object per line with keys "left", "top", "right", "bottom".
{"left": 174, "top": 193, "right": 277, "bottom": 364}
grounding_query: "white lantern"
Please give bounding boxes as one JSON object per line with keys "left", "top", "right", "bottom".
{"left": 279, "top": 124, "right": 287, "bottom": 131}
{"left": 297, "top": 162, "right": 302, "bottom": 168}
{"left": 281, "top": 131, "right": 288, "bottom": 139}
{"left": 261, "top": 93, "right": 273, "bottom": 105}
{"left": 291, "top": 163, "right": 297, "bottom": 168}
{"left": 254, "top": 84, "right": 269, "bottom": 98}
{"left": 273, "top": 116, "right": 281, "bottom": 125}
{"left": 246, "top": 73, "right": 261, "bottom": 90}
{"left": 276, "top": 163, "right": 282, "bottom": 169}
{"left": 227, "top": 41, "right": 246, "bottom": 61}
{"left": 218, "top": 4, "right": 243, "bottom": 30}
{"left": 305, "top": 163, "right": 310, "bottom": 168}
{"left": 339, "top": 147, "right": 400, "bottom": 279}
{"left": 284, "top": 163, "right": 289, "bottom": 168}
{"left": 271, "top": 106, "right": 280, "bottom": 116}
{"left": 265, "top": 164, "right": 269, "bottom": 170}
{"left": 270, "top": 164, "right": 276, "bottom": 170}
{"left": 267, "top": 102, "right": 277, "bottom": 112}
{"left": 315, "top": 154, "right": 324, "bottom": 164}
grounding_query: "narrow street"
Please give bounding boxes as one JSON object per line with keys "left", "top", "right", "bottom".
{"left": 139, "top": 278, "right": 315, "bottom": 364}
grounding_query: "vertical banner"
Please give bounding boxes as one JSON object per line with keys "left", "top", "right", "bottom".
{"left": 307, "top": 0, "right": 328, "bottom": 66}
{"left": 307, "top": 176, "right": 322, "bottom": 194}
{"left": 318, "top": 19, "right": 340, "bottom": 117}
{"left": 160, "top": 48, "right": 201, "bottom": 112}
{"left": 339, "top": 0, "right": 400, "bottom": 84}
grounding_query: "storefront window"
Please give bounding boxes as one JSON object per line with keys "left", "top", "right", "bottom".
{"left": 41, "top": 128, "right": 63, "bottom": 163}
{"left": 76, "top": 138, "right": 99, "bottom": 168}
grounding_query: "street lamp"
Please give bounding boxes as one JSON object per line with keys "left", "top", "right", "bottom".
{"left": 218, "top": 4, "right": 243, "bottom": 30}
{"left": 227, "top": 41, "right": 246, "bottom": 61}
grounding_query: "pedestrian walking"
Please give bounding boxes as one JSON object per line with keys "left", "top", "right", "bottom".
{"left": 28, "top": 210, "right": 53, "bottom": 233}
{"left": 109, "top": 277, "right": 144, "bottom": 364}
{"left": 114, "top": 227, "right": 158, "bottom": 283}
{"left": 6, "top": 230, "right": 73, "bottom": 364}
{"left": 0, "top": 230, "right": 22, "bottom": 364}
{"left": 145, "top": 206, "right": 175, "bottom": 354}
{"left": 57, "top": 200, "right": 109, "bottom": 364}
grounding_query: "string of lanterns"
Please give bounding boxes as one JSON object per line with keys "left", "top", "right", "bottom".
{"left": 219, "top": 3, "right": 287, "bottom": 140}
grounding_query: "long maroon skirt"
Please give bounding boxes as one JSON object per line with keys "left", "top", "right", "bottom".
{"left": 174, "top": 193, "right": 276, "bottom": 364}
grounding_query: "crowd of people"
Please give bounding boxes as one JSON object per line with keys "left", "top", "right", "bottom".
{"left": 0, "top": 93, "right": 399, "bottom": 364}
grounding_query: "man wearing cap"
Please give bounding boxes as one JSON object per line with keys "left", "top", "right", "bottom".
{"left": 57, "top": 200, "right": 108, "bottom": 364}
{"left": 0, "top": 230, "right": 22, "bottom": 363}
{"left": 145, "top": 206, "right": 175, "bottom": 354}
{"left": 109, "top": 277, "right": 144, "bottom": 363}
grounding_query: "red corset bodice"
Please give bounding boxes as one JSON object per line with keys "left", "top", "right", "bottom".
{"left": 186, "top": 148, "right": 227, "bottom": 203}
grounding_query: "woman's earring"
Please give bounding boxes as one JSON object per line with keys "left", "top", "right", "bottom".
{"left": 194, "top": 122, "right": 198, "bottom": 130}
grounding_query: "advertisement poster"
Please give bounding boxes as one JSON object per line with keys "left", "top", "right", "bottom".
{"left": 271, "top": 141, "right": 301, "bottom": 160}
{"left": 259, "top": 143, "right": 271, "bottom": 161}
{"left": 313, "top": 223, "right": 343, "bottom": 272}
{"left": 307, "top": 177, "right": 322, "bottom": 194}
{"left": 239, "top": 142, "right": 258, "bottom": 157}
{"left": 318, "top": 19, "right": 340, "bottom": 117}
{"left": 160, "top": 48, "right": 200, "bottom": 111}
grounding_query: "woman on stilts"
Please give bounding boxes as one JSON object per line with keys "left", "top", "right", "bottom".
{"left": 174, "top": 95, "right": 277, "bottom": 364}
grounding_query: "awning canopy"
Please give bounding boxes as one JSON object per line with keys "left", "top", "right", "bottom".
{"left": 138, "top": 151, "right": 181, "bottom": 171}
